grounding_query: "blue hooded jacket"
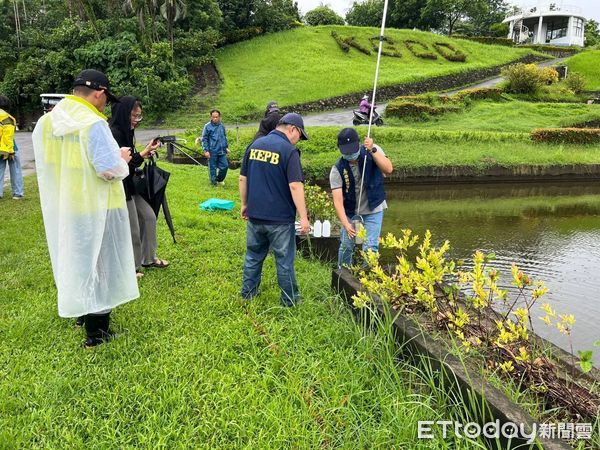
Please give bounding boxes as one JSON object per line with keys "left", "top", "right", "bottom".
{"left": 201, "top": 121, "right": 228, "bottom": 155}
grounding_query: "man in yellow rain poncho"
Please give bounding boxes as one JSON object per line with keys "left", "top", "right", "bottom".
{"left": 33, "top": 69, "right": 139, "bottom": 348}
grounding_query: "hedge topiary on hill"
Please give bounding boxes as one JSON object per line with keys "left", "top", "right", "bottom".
{"left": 433, "top": 42, "right": 467, "bottom": 62}
{"left": 531, "top": 128, "right": 600, "bottom": 144}
{"left": 404, "top": 40, "right": 438, "bottom": 60}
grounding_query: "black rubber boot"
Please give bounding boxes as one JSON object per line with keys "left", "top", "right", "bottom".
{"left": 83, "top": 313, "right": 112, "bottom": 348}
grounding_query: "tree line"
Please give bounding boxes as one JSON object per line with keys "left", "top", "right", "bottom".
{"left": 0, "top": 0, "right": 302, "bottom": 118}
{"left": 2, "top": 0, "right": 598, "bottom": 120}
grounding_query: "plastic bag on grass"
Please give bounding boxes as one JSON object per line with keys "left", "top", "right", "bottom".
{"left": 199, "top": 198, "right": 234, "bottom": 211}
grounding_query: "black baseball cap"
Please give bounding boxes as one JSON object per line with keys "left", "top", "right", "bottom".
{"left": 278, "top": 112, "right": 309, "bottom": 140}
{"left": 337, "top": 128, "right": 360, "bottom": 155}
{"left": 72, "top": 69, "right": 120, "bottom": 103}
{"left": 266, "top": 101, "right": 279, "bottom": 112}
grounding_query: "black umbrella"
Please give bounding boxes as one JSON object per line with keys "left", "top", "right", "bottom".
{"left": 134, "top": 157, "right": 176, "bottom": 243}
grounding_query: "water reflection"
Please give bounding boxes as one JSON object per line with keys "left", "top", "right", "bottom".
{"left": 382, "top": 182, "right": 600, "bottom": 363}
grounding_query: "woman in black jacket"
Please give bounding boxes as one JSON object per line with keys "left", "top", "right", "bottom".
{"left": 109, "top": 96, "right": 167, "bottom": 276}
{"left": 254, "top": 101, "right": 282, "bottom": 139}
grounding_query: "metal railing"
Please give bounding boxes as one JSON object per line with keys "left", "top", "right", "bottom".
{"left": 515, "top": 3, "right": 582, "bottom": 17}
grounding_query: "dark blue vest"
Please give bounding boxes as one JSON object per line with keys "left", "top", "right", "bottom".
{"left": 335, "top": 148, "right": 386, "bottom": 218}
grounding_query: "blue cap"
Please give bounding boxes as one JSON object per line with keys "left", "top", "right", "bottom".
{"left": 337, "top": 128, "right": 360, "bottom": 155}
{"left": 278, "top": 112, "right": 309, "bottom": 140}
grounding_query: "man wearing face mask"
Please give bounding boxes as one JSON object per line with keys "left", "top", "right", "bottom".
{"left": 329, "top": 127, "right": 393, "bottom": 268}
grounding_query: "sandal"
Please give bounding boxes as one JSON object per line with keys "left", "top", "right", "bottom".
{"left": 142, "top": 258, "right": 169, "bottom": 268}
{"left": 136, "top": 272, "right": 144, "bottom": 279}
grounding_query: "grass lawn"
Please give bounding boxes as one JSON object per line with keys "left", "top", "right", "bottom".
{"left": 161, "top": 26, "right": 540, "bottom": 125}
{"left": 384, "top": 100, "right": 600, "bottom": 133}
{"left": 1, "top": 168, "right": 490, "bottom": 448}
{"left": 566, "top": 49, "right": 600, "bottom": 91}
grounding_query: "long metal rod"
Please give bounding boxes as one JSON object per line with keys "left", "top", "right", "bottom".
{"left": 356, "top": 0, "right": 389, "bottom": 219}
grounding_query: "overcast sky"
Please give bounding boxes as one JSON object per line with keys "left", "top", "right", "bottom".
{"left": 296, "top": 0, "right": 600, "bottom": 23}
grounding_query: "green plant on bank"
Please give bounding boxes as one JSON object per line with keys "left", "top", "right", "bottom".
{"left": 304, "top": 183, "right": 338, "bottom": 224}
{"left": 350, "top": 229, "right": 600, "bottom": 422}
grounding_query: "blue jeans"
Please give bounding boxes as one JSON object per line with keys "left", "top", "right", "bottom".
{"left": 241, "top": 221, "right": 300, "bottom": 306}
{"left": 208, "top": 152, "right": 228, "bottom": 184}
{"left": 0, "top": 145, "right": 24, "bottom": 198}
{"left": 338, "top": 211, "right": 384, "bottom": 268}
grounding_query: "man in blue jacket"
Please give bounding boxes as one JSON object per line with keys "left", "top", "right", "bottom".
{"left": 198, "top": 109, "right": 229, "bottom": 186}
{"left": 330, "top": 127, "right": 393, "bottom": 268}
{"left": 239, "top": 113, "right": 310, "bottom": 307}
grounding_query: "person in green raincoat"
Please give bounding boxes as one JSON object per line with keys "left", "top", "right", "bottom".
{"left": 32, "top": 69, "right": 140, "bottom": 348}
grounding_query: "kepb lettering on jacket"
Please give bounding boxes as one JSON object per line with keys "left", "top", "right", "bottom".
{"left": 248, "top": 148, "right": 280, "bottom": 165}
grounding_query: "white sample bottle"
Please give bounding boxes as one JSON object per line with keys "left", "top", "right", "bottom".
{"left": 322, "top": 220, "right": 331, "bottom": 237}
{"left": 313, "top": 220, "right": 322, "bottom": 237}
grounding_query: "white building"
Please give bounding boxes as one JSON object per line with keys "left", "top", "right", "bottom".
{"left": 503, "top": 1, "right": 586, "bottom": 47}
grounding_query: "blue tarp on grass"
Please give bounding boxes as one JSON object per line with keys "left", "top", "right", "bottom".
{"left": 199, "top": 198, "right": 235, "bottom": 211}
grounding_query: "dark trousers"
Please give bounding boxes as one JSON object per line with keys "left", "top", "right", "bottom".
{"left": 84, "top": 312, "right": 111, "bottom": 339}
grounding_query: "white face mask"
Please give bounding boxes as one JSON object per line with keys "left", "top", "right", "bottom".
{"left": 343, "top": 150, "right": 360, "bottom": 161}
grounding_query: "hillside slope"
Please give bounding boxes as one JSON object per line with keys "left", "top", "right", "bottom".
{"left": 566, "top": 49, "right": 600, "bottom": 91}
{"left": 214, "top": 26, "right": 541, "bottom": 118}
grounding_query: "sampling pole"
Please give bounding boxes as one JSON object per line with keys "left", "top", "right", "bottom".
{"left": 355, "top": 0, "right": 389, "bottom": 226}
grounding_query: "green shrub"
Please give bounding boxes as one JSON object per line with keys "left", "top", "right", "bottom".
{"left": 455, "top": 36, "right": 514, "bottom": 46}
{"left": 565, "top": 72, "right": 586, "bottom": 94}
{"left": 330, "top": 31, "right": 372, "bottom": 55}
{"left": 454, "top": 88, "right": 504, "bottom": 101}
{"left": 404, "top": 40, "right": 437, "bottom": 60}
{"left": 432, "top": 42, "right": 467, "bottom": 62}
{"left": 520, "top": 44, "right": 582, "bottom": 54}
{"left": 304, "top": 6, "right": 344, "bottom": 26}
{"left": 224, "top": 27, "right": 264, "bottom": 45}
{"left": 385, "top": 101, "right": 460, "bottom": 119}
{"left": 331, "top": 30, "right": 350, "bottom": 52}
{"left": 540, "top": 67, "right": 559, "bottom": 85}
{"left": 304, "top": 184, "right": 337, "bottom": 222}
{"left": 530, "top": 127, "right": 600, "bottom": 144}
{"left": 344, "top": 36, "right": 372, "bottom": 55}
{"left": 368, "top": 36, "right": 402, "bottom": 58}
{"left": 501, "top": 63, "right": 545, "bottom": 94}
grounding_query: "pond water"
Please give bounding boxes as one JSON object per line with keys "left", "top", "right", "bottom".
{"left": 382, "top": 181, "right": 600, "bottom": 364}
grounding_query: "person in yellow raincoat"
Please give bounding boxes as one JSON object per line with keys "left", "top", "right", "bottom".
{"left": 0, "top": 95, "right": 24, "bottom": 199}
{"left": 32, "top": 69, "right": 140, "bottom": 348}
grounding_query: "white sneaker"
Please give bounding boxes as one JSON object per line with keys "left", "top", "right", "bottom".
{"left": 217, "top": 181, "right": 225, "bottom": 187}
{"left": 12, "top": 195, "right": 23, "bottom": 200}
